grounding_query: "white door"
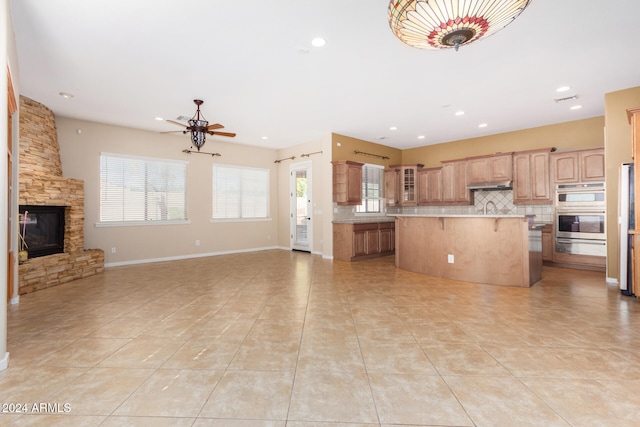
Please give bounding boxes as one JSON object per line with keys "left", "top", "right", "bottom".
{"left": 291, "top": 162, "right": 312, "bottom": 252}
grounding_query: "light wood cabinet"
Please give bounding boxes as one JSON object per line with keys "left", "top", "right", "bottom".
{"left": 630, "top": 107, "right": 640, "bottom": 162}
{"left": 389, "top": 164, "right": 423, "bottom": 206}
{"left": 332, "top": 161, "right": 363, "bottom": 205}
{"left": 629, "top": 107, "right": 640, "bottom": 229}
{"left": 379, "top": 222, "right": 395, "bottom": 253}
{"left": 384, "top": 167, "right": 400, "bottom": 206}
{"left": 513, "top": 149, "right": 551, "bottom": 204}
{"left": 550, "top": 148, "right": 605, "bottom": 183}
{"left": 441, "top": 160, "right": 472, "bottom": 205}
{"left": 418, "top": 167, "right": 442, "bottom": 205}
{"left": 628, "top": 107, "right": 640, "bottom": 297}
{"left": 580, "top": 149, "right": 606, "bottom": 181}
{"left": 467, "top": 153, "right": 513, "bottom": 185}
{"left": 333, "top": 222, "right": 395, "bottom": 261}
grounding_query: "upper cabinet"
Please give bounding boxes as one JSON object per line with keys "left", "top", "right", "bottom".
{"left": 388, "top": 164, "right": 424, "bottom": 206}
{"left": 332, "top": 160, "right": 363, "bottom": 205}
{"left": 513, "top": 149, "right": 551, "bottom": 204}
{"left": 384, "top": 167, "right": 400, "bottom": 207}
{"left": 418, "top": 167, "right": 442, "bottom": 205}
{"left": 441, "top": 160, "right": 472, "bottom": 205}
{"left": 550, "top": 148, "right": 605, "bottom": 184}
{"left": 467, "top": 153, "right": 513, "bottom": 185}
{"left": 629, "top": 107, "right": 640, "bottom": 161}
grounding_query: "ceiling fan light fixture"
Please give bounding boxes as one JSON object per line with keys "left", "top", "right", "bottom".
{"left": 164, "top": 99, "right": 236, "bottom": 151}
{"left": 188, "top": 99, "right": 209, "bottom": 151}
{"left": 388, "top": 0, "right": 532, "bottom": 50}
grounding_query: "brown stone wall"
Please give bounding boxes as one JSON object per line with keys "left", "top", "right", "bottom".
{"left": 18, "top": 250, "right": 105, "bottom": 295}
{"left": 19, "top": 174, "right": 85, "bottom": 253}
{"left": 19, "top": 96, "right": 63, "bottom": 177}
{"left": 18, "top": 96, "right": 104, "bottom": 295}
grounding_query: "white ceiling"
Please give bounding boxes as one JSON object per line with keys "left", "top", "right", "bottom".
{"left": 9, "top": 0, "right": 640, "bottom": 150}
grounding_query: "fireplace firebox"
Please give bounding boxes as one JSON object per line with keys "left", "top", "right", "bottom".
{"left": 18, "top": 205, "right": 66, "bottom": 258}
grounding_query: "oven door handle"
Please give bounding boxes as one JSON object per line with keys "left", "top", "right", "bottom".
{"left": 556, "top": 210, "right": 606, "bottom": 214}
{"left": 556, "top": 238, "right": 606, "bottom": 245}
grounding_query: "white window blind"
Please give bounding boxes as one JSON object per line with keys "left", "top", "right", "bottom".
{"left": 356, "top": 164, "right": 385, "bottom": 213}
{"left": 100, "top": 153, "right": 188, "bottom": 224}
{"left": 212, "top": 165, "right": 269, "bottom": 220}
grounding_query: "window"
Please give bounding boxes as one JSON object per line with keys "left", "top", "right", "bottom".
{"left": 99, "top": 153, "right": 188, "bottom": 224}
{"left": 356, "top": 164, "right": 385, "bottom": 213}
{"left": 212, "top": 165, "right": 269, "bottom": 220}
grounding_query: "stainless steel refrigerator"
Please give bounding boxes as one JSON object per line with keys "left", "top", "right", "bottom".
{"left": 618, "top": 163, "right": 635, "bottom": 296}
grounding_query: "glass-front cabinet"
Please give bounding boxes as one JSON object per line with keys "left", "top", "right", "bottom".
{"left": 388, "top": 164, "right": 423, "bottom": 206}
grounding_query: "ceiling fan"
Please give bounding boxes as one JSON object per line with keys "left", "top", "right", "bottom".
{"left": 164, "top": 99, "right": 236, "bottom": 151}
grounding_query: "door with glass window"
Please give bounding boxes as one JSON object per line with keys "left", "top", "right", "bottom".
{"left": 290, "top": 162, "right": 312, "bottom": 252}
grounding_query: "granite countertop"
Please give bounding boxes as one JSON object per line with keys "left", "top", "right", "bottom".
{"left": 391, "top": 213, "right": 526, "bottom": 219}
{"left": 332, "top": 217, "right": 396, "bottom": 224}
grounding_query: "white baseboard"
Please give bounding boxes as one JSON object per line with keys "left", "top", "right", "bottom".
{"left": 606, "top": 277, "right": 618, "bottom": 285}
{"left": 105, "top": 246, "right": 289, "bottom": 268}
{"left": 0, "top": 352, "right": 9, "bottom": 371}
{"left": 10, "top": 295, "right": 19, "bottom": 305}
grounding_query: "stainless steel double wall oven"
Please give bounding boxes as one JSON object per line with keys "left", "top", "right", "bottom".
{"left": 555, "top": 182, "right": 606, "bottom": 257}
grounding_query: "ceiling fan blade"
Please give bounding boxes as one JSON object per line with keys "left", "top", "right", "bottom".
{"left": 160, "top": 130, "right": 187, "bottom": 134}
{"left": 210, "top": 131, "right": 236, "bottom": 137}
{"left": 206, "top": 123, "right": 224, "bottom": 130}
{"left": 166, "top": 119, "right": 188, "bottom": 128}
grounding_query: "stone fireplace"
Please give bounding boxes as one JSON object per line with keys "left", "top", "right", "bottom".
{"left": 18, "top": 205, "right": 65, "bottom": 258}
{"left": 17, "top": 96, "right": 104, "bottom": 295}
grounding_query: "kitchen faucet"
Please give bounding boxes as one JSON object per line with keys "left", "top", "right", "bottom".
{"left": 484, "top": 200, "right": 497, "bottom": 215}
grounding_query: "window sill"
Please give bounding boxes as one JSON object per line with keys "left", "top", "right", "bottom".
{"left": 210, "top": 217, "right": 272, "bottom": 223}
{"left": 95, "top": 220, "right": 191, "bottom": 227}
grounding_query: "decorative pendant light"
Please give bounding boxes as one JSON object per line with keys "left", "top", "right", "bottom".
{"left": 388, "top": 0, "right": 532, "bottom": 51}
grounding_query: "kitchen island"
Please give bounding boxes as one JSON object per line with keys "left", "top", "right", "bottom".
{"left": 393, "top": 214, "right": 542, "bottom": 287}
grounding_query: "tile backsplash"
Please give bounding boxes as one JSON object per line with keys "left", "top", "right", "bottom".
{"left": 334, "top": 189, "right": 554, "bottom": 224}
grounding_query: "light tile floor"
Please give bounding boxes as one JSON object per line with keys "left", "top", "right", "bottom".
{"left": 2, "top": 250, "right": 640, "bottom": 426}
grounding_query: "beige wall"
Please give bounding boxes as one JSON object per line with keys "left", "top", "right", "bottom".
{"left": 56, "top": 117, "right": 281, "bottom": 265}
{"left": 402, "top": 117, "right": 605, "bottom": 167}
{"left": 604, "top": 86, "right": 640, "bottom": 279}
{"left": 332, "top": 133, "right": 402, "bottom": 166}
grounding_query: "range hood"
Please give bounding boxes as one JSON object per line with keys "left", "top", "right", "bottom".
{"left": 467, "top": 180, "right": 512, "bottom": 191}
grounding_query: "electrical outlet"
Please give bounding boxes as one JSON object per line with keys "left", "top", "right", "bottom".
{"left": 111, "top": 247, "right": 116, "bottom": 254}
{"left": 195, "top": 240, "right": 200, "bottom": 246}
{"left": 447, "top": 254, "right": 454, "bottom": 264}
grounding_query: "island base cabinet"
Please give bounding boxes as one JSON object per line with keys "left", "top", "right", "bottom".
{"left": 333, "top": 222, "right": 395, "bottom": 261}
{"left": 395, "top": 216, "right": 534, "bottom": 287}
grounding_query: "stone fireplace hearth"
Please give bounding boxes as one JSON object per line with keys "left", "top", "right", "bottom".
{"left": 17, "top": 96, "right": 104, "bottom": 295}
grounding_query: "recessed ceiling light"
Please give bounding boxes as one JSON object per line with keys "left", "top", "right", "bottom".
{"left": 417, "top": 135, "right": 425, "bottom": 139}
{"left": 261, "top": 136, "right": 269, "bottom": 140}
{"left": 478, "top": 123, "right": 488, "bottom": 128}
{"left": 455, "top": 110, "right": 465, "bottom": 116}
{"left": 570, "top": 105, "right": 583, "bottom": 110}
{"left": 58, "top": 92, "right": 74, "bottom": 99}
{"left": 389, "top": 126, "right": 397, "bottom": 130}
{"left": 557, "top": 86, "right": 571, "bottom": 92}
{"left": 155, "top": 117, "right": 164, "bottom": 121}
{"left": 311, "top": 37, "right": 326, "bottom": 47}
